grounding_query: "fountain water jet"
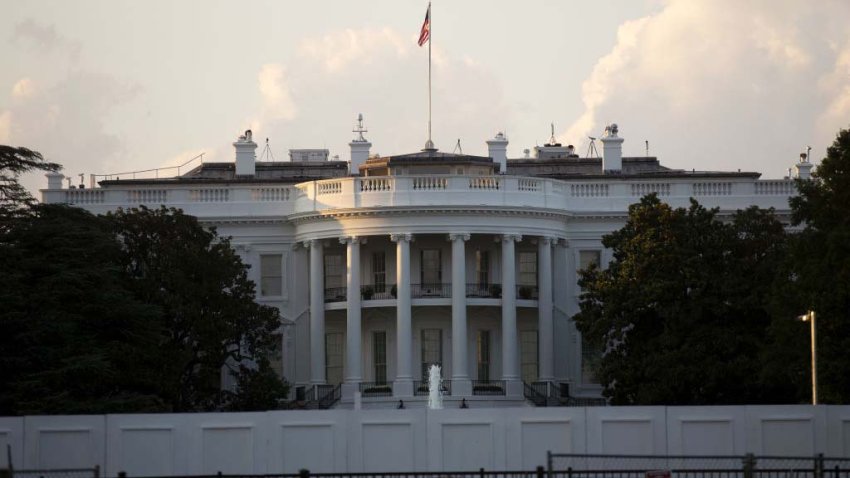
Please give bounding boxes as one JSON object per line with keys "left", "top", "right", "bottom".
{"left": 427, "top": 364, "right": 443, "bottom": 409}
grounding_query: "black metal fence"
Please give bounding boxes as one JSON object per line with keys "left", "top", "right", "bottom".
{"left": 472, "top": 380, "right": 506, "bottom": 396}
{"left": 359, "top": 382, "right": 393, "bottom": 398}
{"left": 547, "top": 454, "right": 850, "bottom": 478}
{"left": 413, "top": 380, "right": 452, "bottom": 396}
{"left": 10, "top": 469, "right": 100, "bottom": 478}
{"left": 411, "top": 283, "right": 451, "bottom": 298}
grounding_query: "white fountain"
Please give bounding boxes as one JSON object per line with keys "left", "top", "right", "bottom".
{"left": 427, "top": 364, "right": 443, "bottom": 409}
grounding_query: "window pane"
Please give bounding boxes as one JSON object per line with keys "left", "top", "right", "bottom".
{"left": 581, "top": 336, "right": 601, "bottom": 384}
{"left": 326, "top": 332, "right": 344, "bottom": 385}
{"left": 373, "top": 252, "right": 386, "bottom": 292}
{"left": 324, "top": 254, "right": 345, "bottom": 289}
{"left": 477, "top": 330, "right": 490, "bottom": 381}
{"left": 519, "top": 251, "right": 537, "bottom": 286}
{"left": 579, "top": 250, "right": 601, "bottom": 270}
{"left": 520, "top": 330, "right": 538, "bottom": 383}
{"left": 373, "top": 331, "right": 387, "bottom": 384}
{"left": 421, "top": 329, "right": 442, "bottom": 379}
{"left": 476, "top": 250, "right": 489, "bottom": 285}
{"left": 421, "top": 249, "right": 441, "bottom": 284}
{"left": 260, "top": 254, "right": 282, "bottom": 296}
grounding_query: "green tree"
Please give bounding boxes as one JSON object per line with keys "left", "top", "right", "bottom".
{"left": 787, "top": 126, "right": 850, "bottom": 403}
{"left": 0, "top": 146, "right": 60, "bottom": 220}
{"left": 574, "top": 195, "right": 791, "bottom": 405}
{"left": 0, "top": 204, "right": 164, "bottom": 415}
{"left": 106, "top": 206, "right": 286, "bottom": 411}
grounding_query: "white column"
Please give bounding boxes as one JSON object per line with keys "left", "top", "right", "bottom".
{"left": 391, "top": 233, "right": 414, "bottom": 397}
{"left": 449, "top": 233, "right": 472, "bottom": 396}
{"left": 342, "top": 236, "right": 362, "bottom": 383}
{"left": 538, "top": 236, "right": 555, "bottom": 382}
{"left": 307, "top": 239, "right": 325, "bottom": 384}
{"left": 501, "top": 234, "right": 521, "bottom": 393}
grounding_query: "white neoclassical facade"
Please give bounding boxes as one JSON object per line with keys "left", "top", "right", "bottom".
{"left": 41, "top": 122, "right": 812, "bottom": 408}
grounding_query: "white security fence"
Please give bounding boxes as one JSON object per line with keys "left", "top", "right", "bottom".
{"left": 0, "top": 406, "right": 847, "bottom": 476}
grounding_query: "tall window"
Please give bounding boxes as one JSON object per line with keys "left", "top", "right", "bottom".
{"left": 421, "top": 249, "right": 441, "bottom": 284}
{"left": 373, "top": 331, "right": 387, "bottom": 384}
{"left": 519, "top": 251, "right": 537, "bottom": 286}
{"left": 325, "top": 332, "right": 344, "bottom": 385}
{"left": 421, "top": 329, "right": 442, "bottom": 379}
{"left": 260, "top": 254, "right": 282, "bottom": 296}
{"left": 268, "top": 333, "right": 284, "bottom": 379}
{"left": 581, "top": 336, "right": 601, "bottom": 385}
{"left": 520, "top": 330, "right": 538, "bottom": 383}
{"left": 324, "top": 254, "right": 344, "bottom": 289}
{"left": 372, "top": 252, "right": 386, "bottom": 292}
{"left": 476, "top": 250, "right": 489, "bottom": 285}
{"left": 579, "top": 250, "right": 601, "bottom": 270}
{"left": 477, "top": 330, "right": 490, "bottom": 381}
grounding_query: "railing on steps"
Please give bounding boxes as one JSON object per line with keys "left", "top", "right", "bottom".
{"left": 523, "top": 381, "right": 548, "bottom": 406}
{"left": 316, "top": 383, "right": 341, "bottom": 409}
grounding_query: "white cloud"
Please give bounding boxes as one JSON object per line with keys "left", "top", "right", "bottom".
{"left": 0, "top": 111, "right": 11, "bottom": 143}
{"left": 562, "top": 0, "right": 850, "bottom": 176}
{"left": 12, "top": 78, "right": 36, "bottom": 99}
{"left": 298, "top": 28, "right": 410, "bottom": 73}
{"left": 258, "top": 64, "right": 297, "bottom": 121}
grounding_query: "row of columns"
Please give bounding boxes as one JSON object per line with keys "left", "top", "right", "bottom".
{"left": 306, "top": 233, "right": 557, "bottom": 396}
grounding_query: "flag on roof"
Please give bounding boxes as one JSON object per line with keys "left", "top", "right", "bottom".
{"left": 418, "top": 4, "right": 431, "bottom": 46}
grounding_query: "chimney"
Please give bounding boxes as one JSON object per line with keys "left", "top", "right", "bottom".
{"left": 46, "top": 172, "right": 64, "bottom": 189}
{"left": 486, "top": 132, "right": 509, "bottom": 174}
{"left": 795, "top": 152, "right": 813, "bottom": 180}
{"left": 601, "top": 123, "right": 624, "bottom": 173}
{"left": 234, "top": 129, "right": 257, "bottom": 176}
{"left": 349, "top": 113, "right": 371, "bottom": 175}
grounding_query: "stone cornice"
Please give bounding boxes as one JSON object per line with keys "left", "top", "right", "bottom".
{"left": 288, "top": 206, "right": 572, "bottom": 225}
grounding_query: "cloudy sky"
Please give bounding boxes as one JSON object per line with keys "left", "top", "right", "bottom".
{"left": 3, "top": 0, "right": 850, "bottom": 193}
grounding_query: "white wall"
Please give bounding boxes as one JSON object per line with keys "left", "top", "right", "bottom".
{"left": 1, "top": 406, "right": 847, "bottom": 475}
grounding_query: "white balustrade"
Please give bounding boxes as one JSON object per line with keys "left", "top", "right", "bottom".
{"left": 65, "top": 189, "right": 105, "bottom": 204}
{"left": 412, "top": 177, "right": 448, "bottom": 190}
{"left": 251, "top": 187, "right": 291, "bottom": 201}
{"left": 631, "top": 183, "right": 671, "bottom": 197}
{"left": 570, "top": 183, "right": 609, "bottom": 197}
{"left": 190, "top": 188, "right": 229, "bottom": 202}
{"left": 517, "top": 178, "right": 541, "bottom": 192}
{"left": 317, "top": 181, "right": 342, "bottom": 195}
{"left": 127, "top": 189, "right": 167, "bottom": 204}
{"left": 359, "top": 178, "right": 393, "bottom": 192}
{"left": 468, "top": 177, "right": 501, "bottom": 190}
{"left": 755, "top": 180, "right": 796, "bottom": 195}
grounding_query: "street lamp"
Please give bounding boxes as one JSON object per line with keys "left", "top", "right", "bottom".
{"left": 798, "top": 311, "right": 817, "bottom": 405}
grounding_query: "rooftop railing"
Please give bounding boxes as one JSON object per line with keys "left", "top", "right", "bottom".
{"left": 42, "top": 175, "right": 799, "bottom": 217}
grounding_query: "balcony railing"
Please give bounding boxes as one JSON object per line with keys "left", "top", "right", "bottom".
{"left": 359, "top": 382, "right": 393, "bottom": 398}
{"left": 516, "top": 285, "right": 539, "bottom": 300}
{"left": 361, "top": 284, "right": 395, "bottom": 300}
{"left": 414, "top": 379, "right": 452, "bottom": 396}
{"left": 411, "top": 283, "right": 451, "bottom": 298}
{"left": 466, "top": 283, "right": 502, "bottom": 298}
{"left": 324, "top": 287, "right": 347, "bottom": 303}
{"left": 472, "top": 379, "right": 506, "bottom": 396}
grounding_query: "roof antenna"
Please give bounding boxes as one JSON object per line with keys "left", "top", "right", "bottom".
{"left": 260, "top": 138, "right": 276, "bottom": 162}
{"left": 453, "top": 138, "right": 463, "bottom": 154}
{"left": 645, "top": 140, "right": 649, "bottom": 157}
{"left": 353, "top": 113, "right": 368, "bottom": 142}
{"left": 586, "top": 137, "right": 599, "bottom": 158}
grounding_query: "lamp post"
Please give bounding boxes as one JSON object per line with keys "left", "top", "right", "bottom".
{"left": 799, "top": 311, "right": 817, "bottom": 405}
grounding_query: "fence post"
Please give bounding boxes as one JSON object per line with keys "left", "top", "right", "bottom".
{"left": 815, "top": 453, "right": 824, "bottom": 478}
{"left": 117, "top": 472, "right": 126, "bottom": 478}
{"left": 299, "top": 469, "right": 310, "bottom": 478}
{"left": 94, "top": 465, "right": 100, "bottom": 478}
{"left": 547, "top": 451, "right": 553, "bottom": 478}
{"left": 742, "top": 453, "right": 756, "bottom": 478}
{"left": 537, "top": 466, "right": 546, "bottom": 478}
{"left": 568, "top": 466, "right": 573, "bottom": 478}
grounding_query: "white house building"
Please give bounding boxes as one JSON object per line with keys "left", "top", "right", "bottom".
{"left": 40, "top": 120, "right": 812, "bottom": 408}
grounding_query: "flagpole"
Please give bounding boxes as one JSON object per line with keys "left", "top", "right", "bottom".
{"left": 426, "top": 1, "right": 433, "bottom": 150}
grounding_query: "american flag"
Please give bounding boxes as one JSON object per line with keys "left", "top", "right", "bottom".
{"left": 418, "top": 4, "right": 430, "bottom": 46}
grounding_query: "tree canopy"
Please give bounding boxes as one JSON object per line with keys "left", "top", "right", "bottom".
{"left": 787, "top": 126, "right": 850, "bottom": 403}
{"left": 573, "top": 195, "right": 794, "bottom": 405}
{"left": 0, "top": 201, "right": 288, "bottom": 414}
{"left": 0, "top": 145, "right": 61, "bottom": 228}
